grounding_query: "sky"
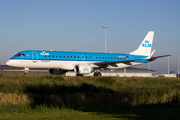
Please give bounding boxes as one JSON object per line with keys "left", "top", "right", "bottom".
{"left": 0, "top": 0, "right": 180, "bottom": 74}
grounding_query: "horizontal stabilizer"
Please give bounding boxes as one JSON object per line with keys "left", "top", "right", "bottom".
{"left": 151, "top": 54, "right": 173, "bottom": 61}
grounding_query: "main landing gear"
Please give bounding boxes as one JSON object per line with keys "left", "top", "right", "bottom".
{"left": 76, "top": 72, "right": 101, "bottom": 76}
{"left": 94, "top": 72, "right": 101, "bottom": 76}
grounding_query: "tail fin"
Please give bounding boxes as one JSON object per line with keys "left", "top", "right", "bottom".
{"left": 130, "top": 31, "right": 154, "bottom": 56}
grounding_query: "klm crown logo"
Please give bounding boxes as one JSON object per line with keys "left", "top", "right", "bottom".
{"left": 83, "top": 67, "right": 88, "bottom": 71}
{"left": 144, "top": 40, "right": 149, "bottom": 43}
{"left": 142, "top": 40, "right": 151, "bottom": 47}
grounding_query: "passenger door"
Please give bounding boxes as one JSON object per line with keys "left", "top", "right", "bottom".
{"left": 32, "top": 51, "right": 38, "bottom": 63}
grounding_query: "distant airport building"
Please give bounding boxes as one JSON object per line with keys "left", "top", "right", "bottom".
{"left": 154, "top": 74, "right": 177, "bottom": 78}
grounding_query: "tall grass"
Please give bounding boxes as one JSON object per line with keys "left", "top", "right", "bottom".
{"left": 0, "top": 74, "right": 180, "bottom": 111}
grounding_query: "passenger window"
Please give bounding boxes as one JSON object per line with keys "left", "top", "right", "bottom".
{"left": 71, "top": 56, "right": 72, "bottom": 58}
{"left": 93, "top": 57, "right": 95, "bottom": 59}
{"left": 67, "top": 56, "right": 69, "bottom": 58}
{"left": 82, "top": 56, "right": 84, "bottom": 58}
{"left": 100, "top": 57, "right": 101, "bottom": 59}
{"left": 49, "top": 55, "right": 50, "bottom": 57}
{"left": 53, "top": 56, "right": 54, "bottom": 57}
{"left": 96, "top": 57, "right": 98, "bottom": 59}
{"left": 64, "top": 56, "right": 65, "bottom": 58}
{"left": 45, "top": 55, "right": 47, "bottom": 57}
{"left": 90, "top": 57, "right": 91, "bottom": 58}
{"left": 109, "top": 57, "right": 110, "bottom": 59}
{"left": 111, "top": 57, "right": 113, "bottom": 59}
{"left": 114, "top": 57, "right": 116, "bottom": 59}
{"left": 78, "top": 56, "right": 80, "bottom": 58}
{"left": 74, "top": 56, "right": 76, "bottom": 58}
{"left": 106, "top": 57, "right": 107, "bottom": 59}
{"left": 60, "top": 56, "right": 62, "bottom": 58}
{"left": 56, "top": 56, "right": 58, "bottom": 58}
{"left": 86, "top": 56, "right": 88, "bottom": 58}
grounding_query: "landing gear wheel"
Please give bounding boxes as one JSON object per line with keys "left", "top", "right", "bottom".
{"left": 97, "top": 72, "right": 101, "bottom": 76}
{"left": 24, "top": 73, "right": 29, "bottom": 75}
{"left": 24, "top": 68, "right": 29, "bottom": 75}
{"left": 94, "top": 72, "right": 101, "bottom": 76}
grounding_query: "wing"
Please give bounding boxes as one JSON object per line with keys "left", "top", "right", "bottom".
{"left": 92, "top": 54, "right": 172, "bottom": 67}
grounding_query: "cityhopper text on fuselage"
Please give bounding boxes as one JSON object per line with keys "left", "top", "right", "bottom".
{"left": 6, "top": 31, "right": 171, "bottom": 76}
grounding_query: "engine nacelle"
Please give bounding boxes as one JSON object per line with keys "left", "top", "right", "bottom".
{"left": 74, "top": 64, "right": 92, "bottom": 74}
{"left": 49, "top": 69, "right": 67, "bottom": 75}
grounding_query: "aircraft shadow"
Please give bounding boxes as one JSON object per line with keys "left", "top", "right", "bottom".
{"left": 24, "top": 82, "right": 179, "bottom": 119}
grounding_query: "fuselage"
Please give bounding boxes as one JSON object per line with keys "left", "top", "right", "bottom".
{"left": 6, "top": 50, "right": 150, "bottom": 70}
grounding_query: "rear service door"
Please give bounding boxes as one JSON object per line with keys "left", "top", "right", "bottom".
{"left": 129, "top": 55, "right": 134, "bottom": 60}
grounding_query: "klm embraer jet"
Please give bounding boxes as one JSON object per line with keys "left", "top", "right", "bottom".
{"left": 6, "top": 31, "right": 171, "bottom": 76}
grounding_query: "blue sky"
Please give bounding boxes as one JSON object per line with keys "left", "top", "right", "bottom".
{"left": 0, "top": 0, "right": 180, "bottom": 74}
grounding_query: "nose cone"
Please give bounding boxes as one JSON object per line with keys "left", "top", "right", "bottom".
{"left": 6, "top": 60, "right": 15, "bottom": 66}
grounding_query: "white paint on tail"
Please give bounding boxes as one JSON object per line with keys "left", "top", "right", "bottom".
{"left": 130, "top": 31, "right": 154, "bottom": 56}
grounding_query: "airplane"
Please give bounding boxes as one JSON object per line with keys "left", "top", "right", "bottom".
{"left": 6, "top": 31, "right": 171, "bottom": 76}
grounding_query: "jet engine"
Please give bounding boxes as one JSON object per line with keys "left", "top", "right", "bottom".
{"left": 49, "top": 69, "right": 67, "bottom": 75}
{"left": 74, "top": 64, "right": 92, "bottom": 74}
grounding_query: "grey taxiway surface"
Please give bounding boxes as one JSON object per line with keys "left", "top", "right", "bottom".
{"left": 0, "top": 65, "right": 50, "bottom": 75}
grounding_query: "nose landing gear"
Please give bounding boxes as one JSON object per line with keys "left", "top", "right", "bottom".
{"left": 24, "top": 68, "right": 29, "bottom": 75}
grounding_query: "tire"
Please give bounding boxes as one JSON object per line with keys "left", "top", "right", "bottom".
{"left": 97, "top": 72, "right": 101, "bottom": 76}
{"left": 94, "top": 72, "right": 101, "bottom": 76}
{"left": 24, "top": 73, "right": 29, "bottom": 75}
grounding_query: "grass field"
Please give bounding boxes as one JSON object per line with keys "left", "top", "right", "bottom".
{"left": 0, "top": 74, "right": 180, "bottom": 119}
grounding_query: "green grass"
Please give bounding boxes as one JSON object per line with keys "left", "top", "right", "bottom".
{"left": 0, "top": 104, "right": 180, "bottom": 120}
{"left": 0, "top": 74, "right": 180, "bottom": 119}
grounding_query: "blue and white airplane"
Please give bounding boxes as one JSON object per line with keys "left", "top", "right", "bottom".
{"left": 6, "top": 31, "right": 171, "bottom": 76}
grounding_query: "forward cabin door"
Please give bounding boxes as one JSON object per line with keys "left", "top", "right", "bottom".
{"left": 31, "top": 51, "right": 38, "bottom": 63}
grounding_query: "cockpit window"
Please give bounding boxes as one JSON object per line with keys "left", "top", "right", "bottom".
{"left": 14, "top": 53, "right": 20, "bottom": 56}
{"left": 14, "top": 53, "right": 25, "bottom": 57}
{"left": 21, "top": 54, "right": 25, "bottom": 57}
